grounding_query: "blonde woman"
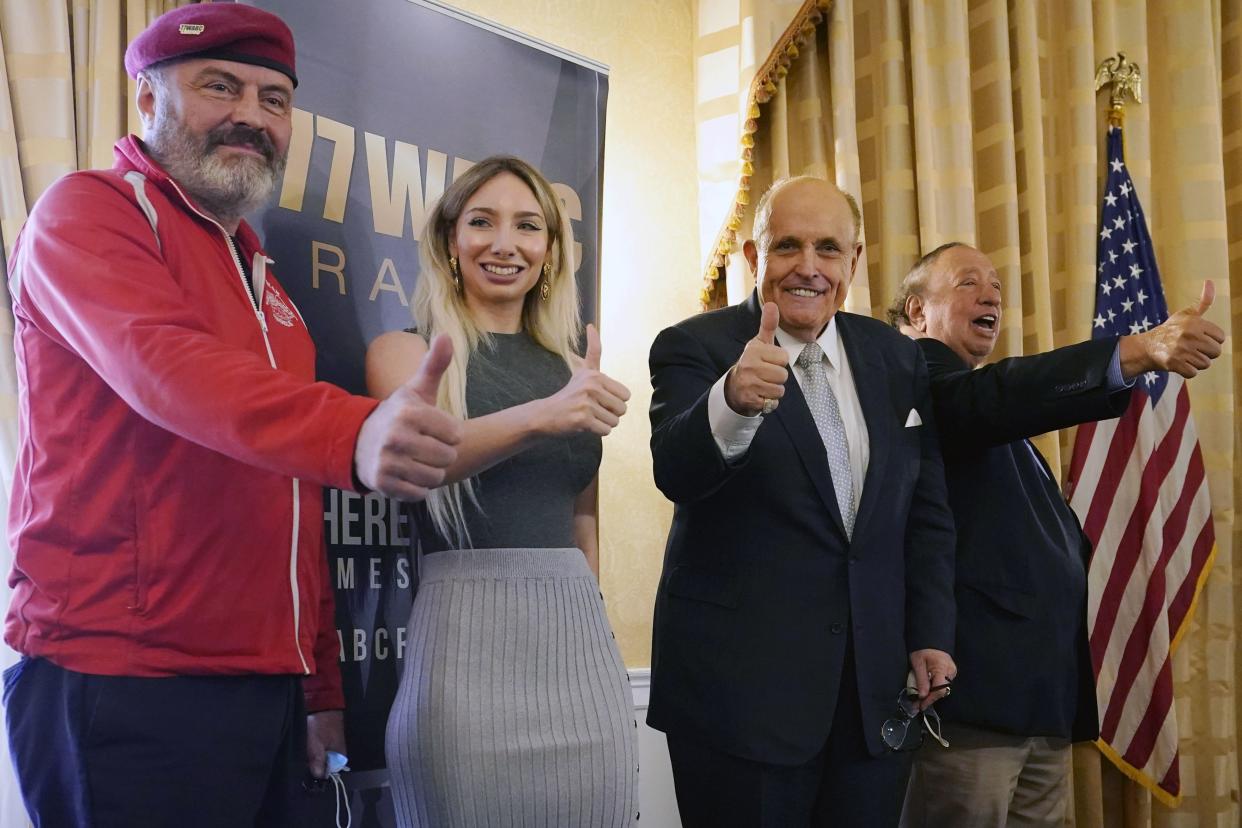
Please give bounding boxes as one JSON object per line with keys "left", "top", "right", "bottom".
{"left": 367, "top": 156, "right": 637, "bottom": 827}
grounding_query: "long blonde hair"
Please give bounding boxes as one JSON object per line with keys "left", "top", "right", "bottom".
{"left": 412, "top": 155, "right": 582, "bottom": 547}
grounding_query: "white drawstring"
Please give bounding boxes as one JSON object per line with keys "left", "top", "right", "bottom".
{"left": 323, "top": 751, "right": 351, "bottom": 828}
{"left": 329, "top": 770, "right": 351, "bottom": 828}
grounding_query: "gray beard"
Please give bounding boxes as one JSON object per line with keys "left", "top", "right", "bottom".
{"left": 145, "top": 108, "right": 287, "bottom": 227}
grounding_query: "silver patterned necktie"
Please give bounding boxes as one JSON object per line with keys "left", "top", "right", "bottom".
{"left": 797, "top": 342, "right": 855, "bottom": 538}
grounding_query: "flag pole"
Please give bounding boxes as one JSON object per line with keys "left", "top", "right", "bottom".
{"left": 1075, "top": 48, "right": 1215, "bottom": 810}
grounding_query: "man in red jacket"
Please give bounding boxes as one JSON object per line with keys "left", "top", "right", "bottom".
{"left": 2, "top": 6, "right": 462, "bottom": 826}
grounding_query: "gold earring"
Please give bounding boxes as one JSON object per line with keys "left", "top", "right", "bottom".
{"left": 540, "top": 262, "right": 552, "bottom": 301}
{"left": 449, "top": 256, "right": 461, "bottom": 293}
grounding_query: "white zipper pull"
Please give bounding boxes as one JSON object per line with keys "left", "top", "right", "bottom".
{"left": 251, "top": 251, "right": 270, "bottom": 332}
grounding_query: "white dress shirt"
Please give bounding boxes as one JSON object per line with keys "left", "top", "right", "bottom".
{"left": 707, "top": 316, "right": 870, "bottom": 507}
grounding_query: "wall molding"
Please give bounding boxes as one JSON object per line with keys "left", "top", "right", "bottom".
{"left": 629, "top": 667, "right": 651, "bottom": 709}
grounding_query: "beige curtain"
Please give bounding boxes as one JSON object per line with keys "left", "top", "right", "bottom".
{"left": 693, "top": 0, "right": 831, "bottom": 305}
{"left": 0, "top": 2, "right": 190, "bottom": 825}
{"left": 694, "top": 0, "right": 1241, "bottom": 826}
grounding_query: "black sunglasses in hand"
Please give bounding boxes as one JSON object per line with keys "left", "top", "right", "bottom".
{"left": 881, "top": 683, "right": 952, "bottom": 752}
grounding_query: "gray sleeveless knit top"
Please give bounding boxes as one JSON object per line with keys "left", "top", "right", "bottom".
{"left": 417, "top": 331, "right": 602, "bottom": 553}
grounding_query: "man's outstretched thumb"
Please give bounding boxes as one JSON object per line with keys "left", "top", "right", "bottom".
{"left": 405, "top": 333, "right": 453, "bottom": 404}
{"left": 757, "top": 302, "right": 780, "bottom": 344}
{"left": 1193, "top": 279, "right": 1215, "bottom": 316}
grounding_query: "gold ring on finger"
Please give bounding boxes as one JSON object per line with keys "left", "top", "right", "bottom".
{"left": 761, "top": 397, "right": 778, "bottom": 415}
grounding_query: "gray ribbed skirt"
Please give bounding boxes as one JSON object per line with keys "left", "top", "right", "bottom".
{"left": 385, "top": 548, "right": 638, "bottom": 827}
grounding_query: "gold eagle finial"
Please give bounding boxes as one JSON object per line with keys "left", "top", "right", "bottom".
{"left": 1095, "top": 52, "right": 1143, "bottom": 118}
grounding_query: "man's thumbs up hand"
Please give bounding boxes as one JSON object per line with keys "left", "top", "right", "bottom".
{"left": 354, "top": 334, "right": 464, "bottom": 501}
{"left": 724, "top": 302, "right": 790, "bottom": 417}
{"left": 1121, "top": 280, "right": 1225, "bottom": 379}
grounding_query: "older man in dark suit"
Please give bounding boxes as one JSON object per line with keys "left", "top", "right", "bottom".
{"left": 891, "top": 242, "right": 1223, "bottom": 828}
{"left": 647, "top": 177, "right": 957, "bottom": 828}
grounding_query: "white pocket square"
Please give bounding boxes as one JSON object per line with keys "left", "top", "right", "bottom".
{"left": 905, "top": 409, "right": 922, "bottom": 427}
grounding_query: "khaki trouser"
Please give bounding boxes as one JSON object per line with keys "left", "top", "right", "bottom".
{"left": 900, "top": 721, "right": 1071, "bottom": 828}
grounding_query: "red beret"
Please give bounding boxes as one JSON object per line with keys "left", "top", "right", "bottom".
{"left": 124, "top": 4, "right": 297, "bottom": 87}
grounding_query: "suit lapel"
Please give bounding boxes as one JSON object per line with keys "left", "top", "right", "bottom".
{"left": 837, "top": 313, "right": 889, "bottom": 540}
{"left": 727, "top": 291, "right": 764, "bottom": 348}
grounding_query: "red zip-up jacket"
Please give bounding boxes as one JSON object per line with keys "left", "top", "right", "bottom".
{"left": 5, "top": 136, "right": 378, "bottom": 711}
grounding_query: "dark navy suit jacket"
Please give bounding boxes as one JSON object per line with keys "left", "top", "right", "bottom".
{"left": 646, "top": 292, "right": 956, "bottom": 764}
{"left": 918, "top": 336, "right": 1130, "bottom": 741}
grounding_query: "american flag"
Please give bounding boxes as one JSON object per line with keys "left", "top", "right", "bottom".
{"left": 1064, "top": 124, "right": 1216, "bottom": 807}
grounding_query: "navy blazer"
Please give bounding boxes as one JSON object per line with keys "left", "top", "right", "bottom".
{"left": 646, "top": 292, "right": 956, "bottom": 764}
{"left": 918, "top": 336, "right": 1131, "bottom": 741}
